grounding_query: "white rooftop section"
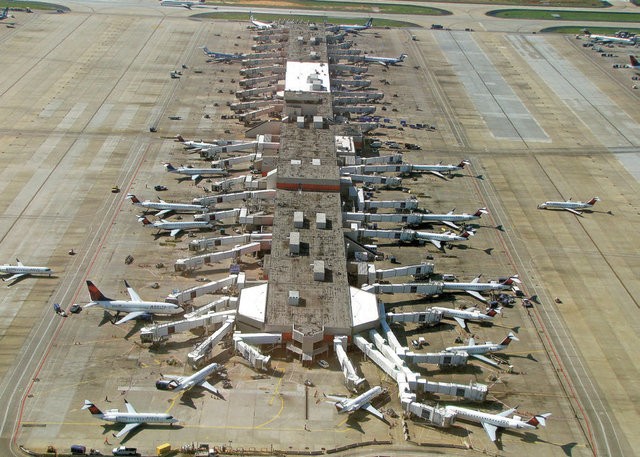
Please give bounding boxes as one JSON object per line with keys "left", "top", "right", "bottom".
{"left": 350, "top": 286, "right": 380, "bottom": 330}
{"left": 285, "top": 61, "right": 330, "bottom": 92}
{"left": 238, "top": 284, "right": 268, "bottom": 326}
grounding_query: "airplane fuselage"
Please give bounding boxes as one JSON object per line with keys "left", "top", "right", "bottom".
{"left": 100, "top": 411, "right": 178, "bottom": 424}
{"left": 337, "top": 386, "right": 383, "bottom": 413}
{"left": 445, "top": 342, "right": 508, "bottom": 354}
{"left": 152, "top": 220, "right": 210, "bottom": 230}
{"left": 442, "top": 281, "right": 509, "bottom": 292}
{"left": 88, "top": 300, "right": 181, "bottom": 315}
{"left": 169, "top": 167, "right": 228, "bottom": 176}
{"left": 0, "top": 265, "right": 52, "bottom": 276}
{"left": 419, "top": 213, "right": 481, "bottom": 223}
{"left": 432, "top": 307, "right": 494, "bottom": 323}
{"left": 538, "top": 201, "right": 592, "bottom": 209}
{"left": 444, "top": 406, "right": 536, "bottom": 431}
{"left": 415, "top": 231, "right": 469, "bottom": 242}
{"left": 136, "top": 201, "right": 206, "bottom": 213}
{"left": 175, "top": 363, "right": 220, "bottom": 391}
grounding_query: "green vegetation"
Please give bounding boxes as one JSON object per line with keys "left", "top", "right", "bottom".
{"left": 425, "top": 0, "right": 607, "bottom": 7}
{"left": 542, "top": 25, "right": 640, "bottom": 34}
{"left": 0, "top": 1, "right": 67, "bottom": 11}
{"left": 193, "top": 12, "right": 418, "bottom": 27}
{"left": 206, "top": 0, "right": 451, "bottom": 16}
{"left": 488, "top": 9, "right": 640, "bottom": 22}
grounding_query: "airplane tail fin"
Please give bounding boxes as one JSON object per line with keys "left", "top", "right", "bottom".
{"left": 126, "top": 194, "right": 140, "bottom": 204}
{"left": 527, "top": 413, "right": 551, "bottom": 427}
{"left": 630, "top": 55, "right": 639, "bottom": 67}
{"left": 500, "top": 332, "right": 519, "bottom": 346}
{"left": 587, "top": 197, "right": 600, "bottom": 206}
{"left": 202, "top": 47, "right": 210, "bottom": 56}
{"left": 175, "top": 135, "right": 185, "bottom": 143}
{"left": 86, "top": 281, "right": 113, "bottom": 302}
{"left": 461, "top": 230, "right": 474, "bottom": 239}
{"left": 164, "top": 162, "right": 177, "bottom": 172}
{"left": 365, "top": 18, "right": 373, "bottom": 28}
{"left": 474, "top": 207, "right": 488, "bottom": 217}
{"left": 501, "top": 274, "right": 520, "bottom": 286}
{"left": 82, "top": 400, "right": 103, "bottom": 416}
{"left": 486, "top": 307, "right": 501, "bottom": 317}
{"left": 459, "top": 160, "right": 470, "bottom": 168}
{"left": 138, "top": 216, "right": 152, "bottom": 226}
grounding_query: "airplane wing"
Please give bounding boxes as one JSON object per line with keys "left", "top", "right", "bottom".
{"left": 497, "top": 407, "right": 517, "bottom": 417}
{"left": 563, "top": 208, "right": 583, "bottom": 216}
{"left": 2, "top": 273, "right": 25, "bottom": 283}
{"left": 471, "top": 276, "right": 480, "bottom": 284}
{"left": 429, "top": 239, "right": 442, "bottom": 249}
{"left": 481, "top": 421, "right": 499, "bottom": 442}
{"left": 442, "top": 221, "right": 460, "bottom": 230}
{"left": 191, "top": 174, "right": 201, "bottom": 181}
{"left": 170, "top": 228, "right": 182, "bottom": 237}
{"left": 362, "top": 403, "right": 385, "bottom": 420}
{"left": 453, "top": 317, "right": 468, "bottom": 330}
{"left": 115, "top": 422, "right": 142, "bottom": 438}
{"left": 16, "top": 259, "right": 24, "bottom": 267}
{"left": 114, "top": 311, "right": 147, "bottom": 325}
{"left": 471, "top": 354, "right": 500, "bottom": 368}
{"left": 199, "top": 380, "right": 219, "bottom": 395}
{"left": 429, "top": 170, "right": 447, "bottom": 180}
{"left": 465, "top": 290, "right": 487, "bottom": 302}
{"left": 324, "top": 394, "right": 348, "bottom": 403}
{"left": 155, "top": 209, "right": 171, "bottom": 218}
{"left": 124, "top": 400, "right": 137, "bottom": 414}
{"left": 125, "top": 282, "right": 142, "bottom": 302}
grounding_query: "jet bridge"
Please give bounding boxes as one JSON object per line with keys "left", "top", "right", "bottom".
{"left": 357, "top": 197, "right": 419, "bottom": 212}
{"left": 342, "top": 174, "right": 402, "bottom": 188}
{"left": 188, "top": 317, "right": 236, "bottom": 368}
{"left": 193, "top": 189, "right": 276, "bottom": 206}
{"left": 193, "top": 208, "right": 241, "bottom": 223}
{"left": 367, "top": 262, "right": 435, "bottom": 284}
{"left": 235, "top": 85, "right": 278, "bottom": 100}
{"left": 334, "top": 336, "right": 366, "bottom": 391}
{"left": 241, "top": 57, "right": 286, "bottom": 67}
{"left": 175, "top": 242, "right": 265, "bottom": 272}
{"left": 333, "top": 79, "right": 371, "bottom": 88}
{"left": 139, "top": 309, "right": 236, "bottom": 344}
{"left": 166, "top": 274, "right": 245, "bottom": 305}
{"left": 329, "top": 64, "right": 368, "bottom": 75}
{"left": 403, "top": 399, "right": 456, "bottom": 428}
{"left": 212, "top": 154, "right": 257, "bottom": 169}
{"left": 240, "top": 65, "right": 285, "bottom": 77}
{"left": 189, "top": 232, "right": 272, "bottom": 252}
{"left": 210, "top": 175, "right": 252, "bottom": 193}
{"left": 386, "top": 309, "right": 443, "bottom": 326}
{"left": 238, "top": 104, "right": 284, "bottom": 122}
{"left": 240, "top": 74, "right": 282, "bottom": 88}
{"left": 251, "top": 43, "right": 285, "bottom": 52}
{"left": 233, "top": 333, "right": 273, "bottom": 371}
{"left": 231, "top": 99, "right": 280, "bottom": 111}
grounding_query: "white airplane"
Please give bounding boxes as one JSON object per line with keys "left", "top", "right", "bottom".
{"left": 138, "top": 215, "right": 212, "bottom": 237}
{"left": 588, "top": 32, "right": 637, "bottom": 45}
{"left": 164, "top": 162, "right": 229, "bottom": 181}
{"left": 537, "top": 197, "right": 600, "bottom": 216}
{"left": 338, "top": 18, "right": 373, "bottom": 34}
{"left": 324, "top": 386, "right": 386, "bottom": 421}
{"left": 363, "top": 53, "right": 407, "bottom": 67}
{"left": 417, "top": 229, "right": 474, "bottom": 250}
{"left": 84, "top": 280, "right": 182, "bottom": 325}
{"left": 441, "top": 275, "right": 520, "bottom": 302}
{"left": 249, "top": 13, "right": 275, "bottom": 29}
{"left": 416, "top": 160, "right": 470, "bottom": 180}
{"left": 432, "top": 306, "right": 500, "bottom": 330}
{"left": 160, "top": 0, "right": 204, "bottom": 8}
{"left": 127, "top": 194, "right": 207, "bottom": 218}
{"left": 175, "top": 135, "right": 219, "bottom": 151}
{"left": 156, "top": 361, "right": 222, "bottom": 396}
{"left": 445, "top": 332, "right": 519, "bottom": 367}
{"left": 444, "top": 404, "right": 550, "bottom": 442}
{"left": 417, "top": 208, "right": 488, "bottom": 230}
{"left": 202, "top": 47, "right": 246, "bottom": 62}
{"left": 1, "top": 259, "right": 53, "bottom": 285}
{"left": 82, "top": 399, "right": 179, "bottom": 438}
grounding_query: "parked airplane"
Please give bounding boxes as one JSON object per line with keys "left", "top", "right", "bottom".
{"left": 537, "top": 197, "right": 600, "bottom": 215}
{"left": 127, "top": 194, "right": 207, "bottom": 218}
{"left": 164, "top": 162, "right": 229, "bottom": 181}
{"left": 156, "top": 361, "right": 223, "bottom": 396}
{"left": 82, "top": 399, "right": 179, "bottom": 438}
{"left": 419, "top": 160, "right": 470, "bottom": 180}
{"left": 324, "top": 386, "right": 386, "bottom": 420}
{"left": 419, "top": 229, "right": 474, "bottom": 250}
{"left": 338, "top": 18, "right": 373, "bottom": 34}
{"left": 588, "top": 32, "right": 637, "bottom": 45}
{"left": 416, "top": 208, "right": 488, "bottom": 230}
{"left": 84, "top": 280, "right": 182, "bottom": 325}
{"left": 432, "top": 306, "right": 500, "bottom": 330}
{"left": 442, "top": 275, "right": 520, "bottom": 302}
{"left": 202, "top": 47, "right": 246, "bottom": 62}
{"left": 249, "top": 13, "right": 275, "bottom": 29}
{"left": 363, "top": 53, "right": 407, "bottom": 67}
{"left": 0, "top": 7, "right": 9, "bottom": 20}
{"left": 626, "top": 55, "right": 640, "bottom": 72}
{"left": 138, "top": 215, "right": 212, "bottom": 237}
{"left": 1, "top": 259, "right": 52, "bottom": 285}
{"left": 445, "top": 332, "right": 519, "bottom": 367}
{"left": 444, "top": 404, "right": 550, "bottom": 442}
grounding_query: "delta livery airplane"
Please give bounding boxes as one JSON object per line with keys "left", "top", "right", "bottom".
{"left": 83, "top": 399, "right": 178, "bottom": 438}
{"left": 537, "top": 197, "right": 600, "bottom": 216}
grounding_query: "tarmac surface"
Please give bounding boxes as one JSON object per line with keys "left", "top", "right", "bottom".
{"left": 0, "top": 2, "right": 639, "bottom": 457}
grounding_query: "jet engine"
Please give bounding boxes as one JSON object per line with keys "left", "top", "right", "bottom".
{"left": 155, "top": 379, "right": 177, "bottom": 390}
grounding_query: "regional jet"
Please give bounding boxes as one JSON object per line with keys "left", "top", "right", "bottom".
{"left": 416, "top": 208, "right": 488, "bottom": 230}
{"left": 588, "top": 32, "right": 637, "bottom": 45}
{"left": 442, "top": 275, "right": 520, "bottom": 302}
{"left": 1, "top": 259, "right": 52, "bottom": 285}
{"left": 445, "top": 332, "right": 519, "bottom": 367}
{"left": 156, "top": 361, "right": 223, "bottom": 396}
{"left": 138, "top": 215, "right": 212, "bottom": 237}
{"left": 325, "top": 386, "right": 386, "bottom": 421}
{"left": 338, "top": 18, "right": 373, "bottom": 34}
{"left": 418, "top": 229, "right": 474, "bottom": 250}
{"left": 202, "top": 47, "right": 246, "bottom": 62}
{"left": 84, "top": 280, "right": 182, "bottom": 325}
{"left": 363, "top": 53, "right": 407, "bottom": 67}
{"left": 443, "top": 405, "right": 550, "bottom": 442}
{"left": 82, "top": 399, "right": 179, "bottom": 438}
{"left": 537, "top": 197, "right": 600, "bottom": 215}
{"left": 415, "top": 160, "right": 470, "bottom": 180}
{"left": 164, "top": 162, "right": 229, "bottom": 181}
{"left": 432, "top": 306, "right": 500, "bottom": 330}
{"left": 127, "top": 194, "right": 207, "bottom": 218}
{"left": 250, "top": 13, "right": 275, "bottom": 29}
